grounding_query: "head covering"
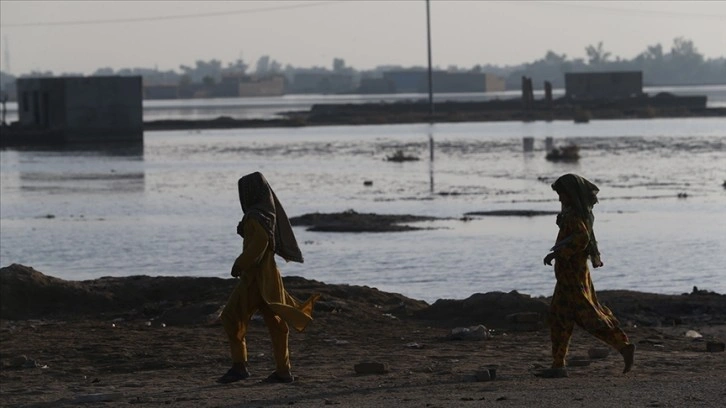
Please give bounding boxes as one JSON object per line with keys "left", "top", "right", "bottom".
{"left": 238, "top": 172, "right": 304, "bottom": 263}
{"left": 551, "top": 173, "right": 602, "bottom": 265}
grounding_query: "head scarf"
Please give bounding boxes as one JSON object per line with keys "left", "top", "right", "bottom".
{"left": 551, "top": 173, "right": 602, "bottom": 265}
{"left": 238, "top": 172, "right": 304, "bottom": 263}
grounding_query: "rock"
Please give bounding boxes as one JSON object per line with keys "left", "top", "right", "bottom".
{"left": 363, "top": 180, "right": 373, "bottom": 186}
{"left": 354, "top": 362, "right": 389, "bottom": 375}
{"left": 405, "top": 342, "right": 424, "bottom": 349}
{"left": 475, "top": 369, "right": 491, "bottom": 382}
{"left": 588, "top": 347, "right": 610, "bottom": 359}
{"left": 449, "top": 325, "right": 490, "bottom": 340}
{"left": 685, "top": 330, "right": 703, "bottom": 339}
{"left": 706, "top": 342, "right": 725, "bottom": 352}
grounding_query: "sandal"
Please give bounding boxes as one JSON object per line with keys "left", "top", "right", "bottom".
{"left": 262, "top": 371, "right": 295, "bottom": 384}
{"left": 216, "top": 367, "right": 250, "bottom": 384}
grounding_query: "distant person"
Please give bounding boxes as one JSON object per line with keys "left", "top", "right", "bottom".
{"left": 217, "top": 172, "right": 320, "bottom": 384}
{"left": 538, "top": 173, "right": 635, "bottom": 378}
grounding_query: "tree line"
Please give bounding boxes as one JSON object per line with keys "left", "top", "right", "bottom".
{"left": 1, "top": 37, "right": 724, "bottom": 96}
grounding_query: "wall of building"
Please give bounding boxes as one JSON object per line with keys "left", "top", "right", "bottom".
{"left": 382, "top": 71, "right": 505, "bottom": 94}
{"left": 238, "top": 76, "right": 285, "bottom": 97}
{"left": 63, "top": 76, "right": 142, "bottom": 142}
{"left": 16, "top": 78, "right": 66, "bottom": 128}
{"left": 565, "top": 71, "right": 643, "bottom": 100}
{"left": 16, "top": 76, "right": 142, "bottom": 142}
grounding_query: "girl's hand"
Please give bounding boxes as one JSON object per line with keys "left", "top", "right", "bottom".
{"left": 543, "top": 252, "right": 556, "bottom": 266}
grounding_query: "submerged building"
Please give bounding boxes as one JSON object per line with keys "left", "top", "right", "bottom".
{"left": 565, "top": 71, "right": 643, "bottom": 100}
{"left": 4, "top": 76, "right": 143, "bottom": 145}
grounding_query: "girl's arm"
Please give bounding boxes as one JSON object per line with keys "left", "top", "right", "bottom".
{"left": 231, "top": 218, "right": 269, "bottom": 277}
{"left": 555, "top": 215, "right": 590, "bottom": 260}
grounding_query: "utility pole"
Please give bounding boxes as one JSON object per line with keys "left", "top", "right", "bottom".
{"left": 426, "top": 0, "right": 434, "bottom": 121}
{"left": 3, "top": 36, "right": 11, "bottom": 74}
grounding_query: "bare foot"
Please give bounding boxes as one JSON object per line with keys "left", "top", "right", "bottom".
{"left": 620, "top": 344, "right": 635, "bottom": 374}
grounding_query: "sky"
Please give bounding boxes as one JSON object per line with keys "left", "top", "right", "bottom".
{"left": 1, "top": 1, "right": 725, "bottom": 76}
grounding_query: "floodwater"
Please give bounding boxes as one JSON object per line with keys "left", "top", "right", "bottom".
{"left": 3, "top": 85, "right": 726, "bottom": 123}
{"left": 1, "top": 118, "right": 725, "bottom": 303}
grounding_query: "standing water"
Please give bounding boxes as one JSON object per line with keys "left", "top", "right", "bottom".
{"left": 1, "top": 118, "right": 725, "bottom": 303}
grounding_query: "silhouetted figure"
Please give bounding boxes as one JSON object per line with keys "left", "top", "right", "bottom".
{"left": 538, "top": 174, "right": 635, "bottom": 378}
{"left": 217, "top": 172, "right": 320, "bottom": 384}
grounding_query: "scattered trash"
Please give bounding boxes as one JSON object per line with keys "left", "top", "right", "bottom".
{"left": 386, "top": 150, "right": 419, "bottom": 162}
{"left": 405, "top": 342, "right": 424, "bottom": 349}
{"left": 323, "top": 339, "right": 350, "bottom": 346}
{"left": 685, "top": 330, "right": 703, "bottom": 339}
{"left": 449, "top": 325, "right": 491, "bottom": 341}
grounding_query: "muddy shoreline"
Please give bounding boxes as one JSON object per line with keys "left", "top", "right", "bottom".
{"left": 142, "top": 98, "right": 726, "bottom": 132}
{"left": 2, "top": 264, "right": 726, "bottom": 407}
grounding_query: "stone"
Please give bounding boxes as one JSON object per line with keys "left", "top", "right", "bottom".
{"left": 354, "top": 362, "right": 389, "bottom": 375}
{"left": 475, "top": 369, "right": 491, "bottom": 382}
{"left": 685, "top": 330, "right": 703, "bottom": 339}
{"left": 449, "top": 325, "right": 490, "bottom": 341}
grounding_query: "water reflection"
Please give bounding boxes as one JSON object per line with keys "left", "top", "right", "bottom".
{"left": 11, "top": 141, "right": 145, "bottom": 194}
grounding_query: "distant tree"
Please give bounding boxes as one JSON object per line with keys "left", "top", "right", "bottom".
{"left": 670, "top": 37, "right": 704, "bottom": 66}
{"left": 225, "top": 59, "right": 248, "bottom": 75}
{"left": 585, "top": 42, "right": 612, "bottom": 65}
{"left": 202, "top": 75, "right": 215, "bottom": 86}
{"left": 93, "top": 67, "right": 116, "bottom": 76}
{"left": 333, "top": 58, "right": 346, "bottom": 72}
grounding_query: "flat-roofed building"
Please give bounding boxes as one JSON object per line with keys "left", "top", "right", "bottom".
{"left": 565, "top": 71, "right": 643, "bottom": 100}
{"left": 13, "top": 76, "right": 143, "bottom": 143}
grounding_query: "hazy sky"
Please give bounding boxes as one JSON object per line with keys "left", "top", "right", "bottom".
{"left": 1, "top": 1, "right": 725, "bottom": 75}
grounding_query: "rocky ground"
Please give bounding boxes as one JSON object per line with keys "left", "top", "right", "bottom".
{"left": 1, "top": 263, "right": 725, "bottom": 408}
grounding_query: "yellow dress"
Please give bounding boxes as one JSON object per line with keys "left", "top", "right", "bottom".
{"left": 549, "top": 211, "right": 628, "bottom": 368}
{"left": 221, "top": 218, "right": 319, "bottom": 371}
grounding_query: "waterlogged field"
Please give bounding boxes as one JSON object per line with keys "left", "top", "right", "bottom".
{"left": 1, "top": 118, "right": 725, "bottom": 302}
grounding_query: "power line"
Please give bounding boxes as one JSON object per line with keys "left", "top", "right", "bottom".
{"left": 528, "top": 1, "right": 726, "bottom": 20}
{"left": 2, "top": 1, "right": 341, "bottom": 28}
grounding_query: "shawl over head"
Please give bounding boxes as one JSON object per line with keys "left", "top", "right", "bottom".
{"left": 551, "top": 173, "right": 602, "bottom": 264}
{"left": 237, "top": 172, "right": 304, "bottom": 263}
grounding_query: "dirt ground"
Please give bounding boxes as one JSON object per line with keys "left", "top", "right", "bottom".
{"left": 1, "top": 264, "right": 725, "bottom": 408}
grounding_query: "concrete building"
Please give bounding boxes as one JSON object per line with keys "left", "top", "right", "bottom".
{"left": 289, "top": 72, "right": 355, "bottom": 94}
{"left": 13, "top": 76, "right": 142, "bottom": 143}
{"left": 238, "top": 76, "right": 285, "bottom": 97}
{"left": 143, "top": 84, "right": 179, "bottom": 100}
{"left": 565, "top": 71, "right": 643, "bottom": 100}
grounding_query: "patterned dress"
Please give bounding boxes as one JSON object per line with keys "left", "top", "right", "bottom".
{"left": 549, "top": 210, "right": 629, "bottom": 368}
